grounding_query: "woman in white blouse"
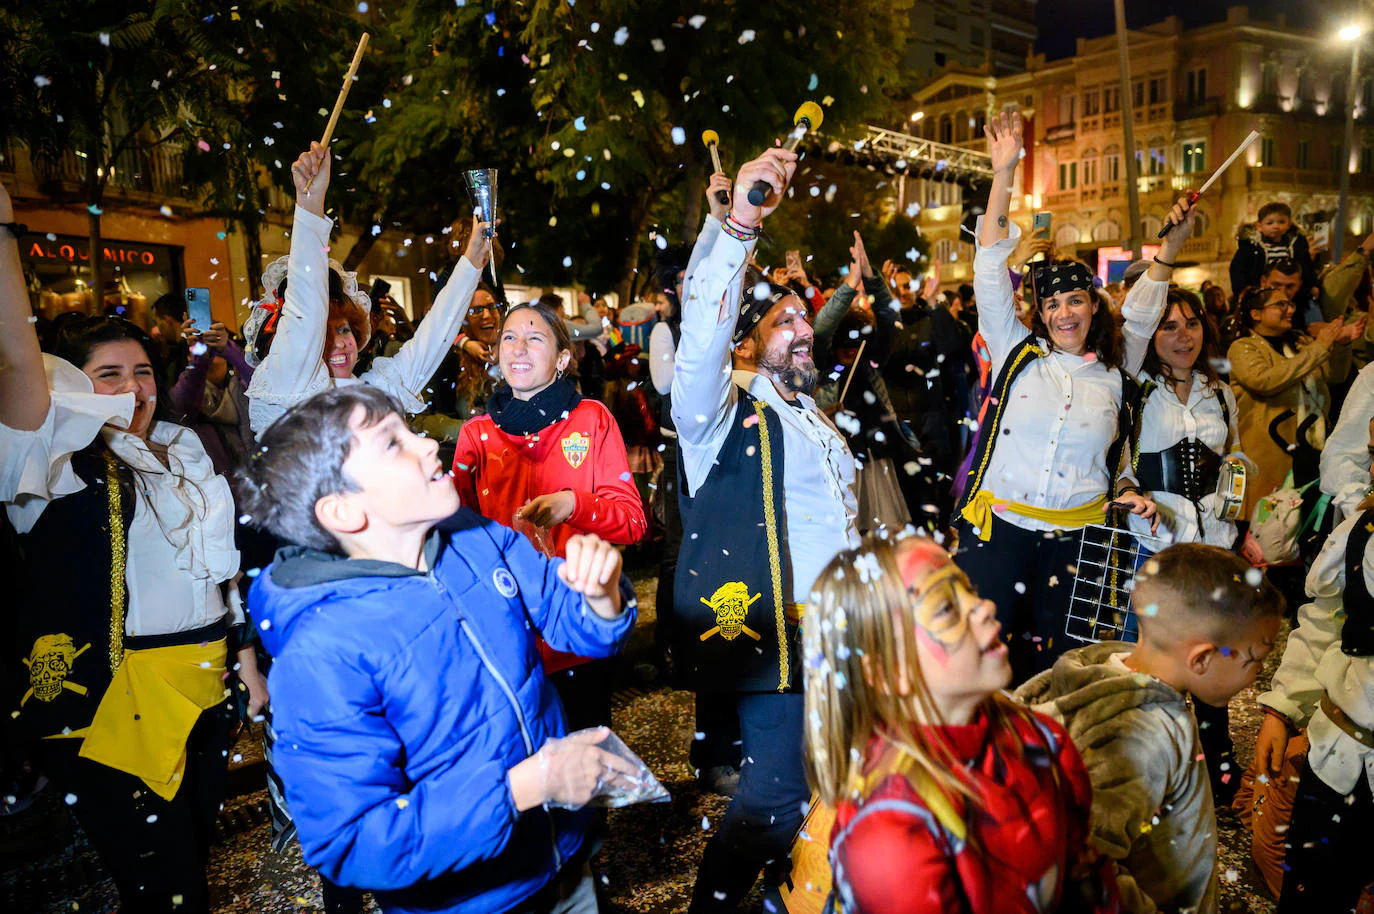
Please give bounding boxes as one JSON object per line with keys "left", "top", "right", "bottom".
{"left": 1120, "top": 199, "right": 1245, "bottom": 549}
{"left": 244, "top": 142, "right": 491, "bottom": 437}
{"left": 958, "top": 111, "right": 1156, "bottom": 681}
{"left": 0, "top": 178, "right": 264, "bottom": 913}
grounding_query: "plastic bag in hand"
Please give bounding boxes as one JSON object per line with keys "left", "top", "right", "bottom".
{"left": 541, "top": 727, "right": 670, "bottom": 810}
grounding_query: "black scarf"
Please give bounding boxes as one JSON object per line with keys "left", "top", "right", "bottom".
{"left": 487, "top": 377, "right": 583, "bottom": 436}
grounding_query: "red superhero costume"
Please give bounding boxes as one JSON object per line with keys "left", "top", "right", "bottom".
{"left": 452, "top": 397, "right": 647, "bottom": 672}
{"left": 831, "top": 707, "right": 1094, "bottom": 914}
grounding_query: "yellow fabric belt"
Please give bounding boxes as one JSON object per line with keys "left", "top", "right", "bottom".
{"left": 960, "top": 490, "right": 1110, "bottom": 543}
{"left": 72, "top": 638, "right": 229, "bottom": 800}
{"left": 785, "top": 603, "right": 806, "bottom": 625}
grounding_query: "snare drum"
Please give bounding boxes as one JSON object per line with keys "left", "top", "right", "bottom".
{"left": 1216, "top": 460, "right": 1246, "bottom": 521}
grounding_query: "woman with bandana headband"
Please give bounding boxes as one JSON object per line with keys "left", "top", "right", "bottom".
{"left": 799, "top": 536, "right": 1105, "bottom": 914}
{"left": 956, "top": 110, "right": 1156, "bottom": 682}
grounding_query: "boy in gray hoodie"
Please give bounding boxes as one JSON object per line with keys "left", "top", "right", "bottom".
{"left": 1016, "top": 544, "right": 1284, "bottom": 914}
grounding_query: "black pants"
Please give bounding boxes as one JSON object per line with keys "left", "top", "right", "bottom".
{"left": 690, "top": 691, "right": 742, "bottom": 772}
{"left": 550, "top": 657, "right": 615, "bottom": 733}
{"left": 655, "top": 437, "right": 684, "bottom": 668}
{"left": 35, "top": 698, "right": 235, "bottom": 914}
{"left": 688, "top": 692, "right": 808, "bottom": 913}
{"left": 954, "top": 516, "right": 1080, "bottom": 683}
{"left": 1278, "top": 759, "right": 1374, "bottom": 912}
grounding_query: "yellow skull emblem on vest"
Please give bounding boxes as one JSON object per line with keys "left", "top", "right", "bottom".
{"left": 22, "top": 634, "right": 90, "bottom": 706}
{"left": 699, "top": 581, "right": 762, "bottom": 642}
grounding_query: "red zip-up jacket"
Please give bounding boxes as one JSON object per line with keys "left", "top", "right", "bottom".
{"left": 452, "top": 398, "right": 647, "bottom": 672}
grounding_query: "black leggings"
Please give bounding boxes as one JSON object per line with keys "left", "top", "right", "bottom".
{"left": 35, "top": 699, "right": 235, "bottom": 914}
{"left": 1278, "top": 759, "right": 1374, "bottom": 912}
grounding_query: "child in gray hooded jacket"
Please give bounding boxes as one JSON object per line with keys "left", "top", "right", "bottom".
{"left": 1016, "top": 544, "right": 1284, "bottom": 914}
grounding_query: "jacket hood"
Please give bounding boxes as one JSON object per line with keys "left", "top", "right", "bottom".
{"left": 1016, "top": 641, "right": 1186, "bottom": 723}
{"left": 250, "top": 534, "right": 440, "bottom": 657}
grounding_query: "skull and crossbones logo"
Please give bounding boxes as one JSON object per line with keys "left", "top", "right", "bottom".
{"left": 699, "top": 581, "right": 762, "bottom": 642}
{"left": 21, "top": 634, "right": 90, "bottom": 706}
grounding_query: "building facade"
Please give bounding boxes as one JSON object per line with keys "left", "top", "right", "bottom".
{"left": 903, "top": 0, "right": 1039, "bottom": 83}
{"left": 904, "top": 6, "right": 1374, "bottom": 293}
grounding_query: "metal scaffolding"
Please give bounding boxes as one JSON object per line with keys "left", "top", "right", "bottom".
{"left": 829, "top": 125, "right": 996, "bottom": 183}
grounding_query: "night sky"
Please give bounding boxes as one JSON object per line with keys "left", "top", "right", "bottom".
{"left": 1034, "top": 0, "right": 1336, "bottom": 59}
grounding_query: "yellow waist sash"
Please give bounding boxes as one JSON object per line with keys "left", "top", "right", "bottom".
{"left": 960, "top": 490, "right": 1110, "bottom": 542}
{"left": 69, "top": 638, "right": 229, "bottom": 800}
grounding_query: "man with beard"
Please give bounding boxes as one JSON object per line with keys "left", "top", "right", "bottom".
{"left": 672, "top": 147, "right": 859, "bottom": 912}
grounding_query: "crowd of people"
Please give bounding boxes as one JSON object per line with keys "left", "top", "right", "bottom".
{"left": 3, "top": 106, "right": 1374, "bottom": 914}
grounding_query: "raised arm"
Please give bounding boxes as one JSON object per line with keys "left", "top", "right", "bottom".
{"left": 245, "top": 144, "right": 335, "bottom": 435}
{"left": 1122, "top": 197, "right": 1197, "bottom": 375}
{"left": 0, "top": 180, "right": 48, "bottom": 431}
{"left": 672, "top": 149, "right": 796, "bottom": 492}
{"left": 362, "top": 218, "right": 490, "bottom": 412}
{"left": 972, "top": 112, "right": 1032, "bottom": 372}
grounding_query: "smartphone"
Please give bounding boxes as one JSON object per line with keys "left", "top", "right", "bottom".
{"left": 1031, "top": 212, "right": 1052, "bottom": 262}
{"left": 185, "top": 287, "right": 212, "bottom": 333}
{"left": 1311, "top": 221, "right": 1332, "bottom": 251}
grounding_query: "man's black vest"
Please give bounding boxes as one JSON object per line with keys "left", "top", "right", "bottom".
{"left": 673, "top": 392, "right": 797, "bottom": 693}
{"left": 9, "top": 450, "right": 131, "bottom": 743}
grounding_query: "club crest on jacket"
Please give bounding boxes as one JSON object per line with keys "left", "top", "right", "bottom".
{"left": 561, "top": 432, "right": 590, "bottom": 469}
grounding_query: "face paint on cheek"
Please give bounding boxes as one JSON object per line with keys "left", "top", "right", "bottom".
{"left": 915, "top": 623, "right": 951, "bottom": 667}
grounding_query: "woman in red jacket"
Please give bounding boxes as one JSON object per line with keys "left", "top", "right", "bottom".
{"left": 453, "top": 300, "right": 646, "bottom": 730}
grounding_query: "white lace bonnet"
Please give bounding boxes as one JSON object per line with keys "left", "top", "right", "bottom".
{"left": 242, "top": 255, "right": 372, "bottom": 365}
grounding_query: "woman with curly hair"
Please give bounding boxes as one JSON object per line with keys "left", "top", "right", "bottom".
{"left": 956, "top": 110, "right": 1155, "bottom": 680}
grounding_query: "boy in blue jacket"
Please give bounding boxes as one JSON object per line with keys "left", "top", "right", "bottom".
{"left": 240, "top": 385, "right": 637, "bottom": 914}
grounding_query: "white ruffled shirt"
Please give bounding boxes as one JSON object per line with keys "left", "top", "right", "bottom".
{"left": 673, "top": 217, "right": 859, "bottom": 603}
{"left": 1120, "top": 273, "right": 1244, "bottom": 547}
{"left": 246, "top": 206, "right": 482, "bottom": 436}
{"left": 0, "top": 356, "right": 241, "bottom": 637}
{"left": 1260, "top": 513, "right": 1374, "bottom": 795}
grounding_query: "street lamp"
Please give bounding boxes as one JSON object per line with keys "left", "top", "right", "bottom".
{"left": 1336, "top": 23, "right": 1365, "bottom": 261}
{"left": 911, "top": 111, "right": 925, "bottom": 123}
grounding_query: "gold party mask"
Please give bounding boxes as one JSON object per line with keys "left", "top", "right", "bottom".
{"left": 909, "top": 563, "right": 976, "bottom": 654}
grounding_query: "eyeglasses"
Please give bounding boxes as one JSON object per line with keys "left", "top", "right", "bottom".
{"left": 469, "top": 304, "right": 501, "bottom": 315}
{"left": 1263, "top": 300, "right": 1296, "bottom": 313}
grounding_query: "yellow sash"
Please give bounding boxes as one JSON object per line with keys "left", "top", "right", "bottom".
{"left": 72, "top": 638, "right": 229, "bottom": 800}
{"left": 960, "top": 490, "right": 1110, "bottom": 542}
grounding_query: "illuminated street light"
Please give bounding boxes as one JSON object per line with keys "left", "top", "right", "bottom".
{"left": 1340, "top": 24, "right": 1364, "bottom": 41}
{"left": 910, "top": 111, "right": 925, "bottom": 122}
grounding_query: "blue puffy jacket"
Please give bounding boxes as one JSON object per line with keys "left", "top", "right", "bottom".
{"left": 249, "top": 509, "right": 636, "bottom": 914}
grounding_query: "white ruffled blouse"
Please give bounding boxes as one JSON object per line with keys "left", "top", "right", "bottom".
{"left": 0, "top": 356, "right": 241, "bottom": 637}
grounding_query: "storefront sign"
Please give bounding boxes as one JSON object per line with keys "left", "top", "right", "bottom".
{"left": 20, "top": 234, "right": 171, "bottom": 272}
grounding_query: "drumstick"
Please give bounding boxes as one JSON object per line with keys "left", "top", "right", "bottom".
{"left": 306, "top": 33, "right": 369, "bottom": 193}
{"left": 838, "top": 338, "right": 867, "bottom": 404}
{"left": 1158, "top": 130, "right": 1259, "bottom": 238}
{"left": 322, "top": 33, "right": 370, "bottom": 148}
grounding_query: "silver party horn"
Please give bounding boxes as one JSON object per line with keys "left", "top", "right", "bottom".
{"left": 462, "top": 168, "right": 498, "bottom": 239}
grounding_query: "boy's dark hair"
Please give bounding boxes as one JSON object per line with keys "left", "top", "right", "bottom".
{"left": 1257, "top": 202, "right": 1292, "bottom": 222}
{"left": 237, "top": 385, "right": 406, "bottom": 553}
{"left": 1261, "top": 258, "right": 1301, "bottom": 279}
{"left": 153, "top": 292, "right": 187, "bottom": 321}
{"left": 958, "top": 283, "right": 975, "bottom": 304}
{"left": 1134, "top": 543, "right": 1284, "bottom": 644}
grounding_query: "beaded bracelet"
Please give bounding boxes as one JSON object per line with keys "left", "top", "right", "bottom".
{"left": 721, "top": 213, "right": 759, "bottom": 242}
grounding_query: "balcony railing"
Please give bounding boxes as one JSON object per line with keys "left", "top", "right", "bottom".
{"left": 1175, "top": 96, "right": 1223, "bottom": 121}
{"left": 1044, "top": 122, "right": 1077, "bottom": 144}
{"left": 32, "top": 143, "right": 188, "bottom": 200}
